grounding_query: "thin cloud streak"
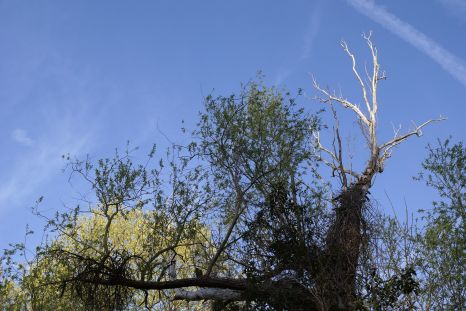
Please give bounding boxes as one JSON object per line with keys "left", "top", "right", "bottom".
{"left": 0, "top": 128, "right": 92, "bottom": 209}
{"left": 300, "top": 7, "right": 322, "bottom": 61}
{"left": 347, "top": 0, "right": 466, "bottom": 87}
{"left": 437, "top": 0, "right": 466, "bottom": 21}
{"left": 11, "top": 128, "right": 34, "bottom": 146}
{"left": 0, "top": 59, "right": 99, "bottom": 211}
{"left": 274, "top": 1, "right": 322, "bottom": 85}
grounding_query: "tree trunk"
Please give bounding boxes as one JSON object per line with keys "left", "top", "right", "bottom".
{"left": 319, "top": 184, "right": 367, "bottom": 310}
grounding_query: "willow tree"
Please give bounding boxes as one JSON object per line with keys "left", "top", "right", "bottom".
{"left": 1, "top": 34, "right": 443, "bottom": 310}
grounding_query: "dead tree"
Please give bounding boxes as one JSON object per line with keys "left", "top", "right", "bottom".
{"left": 312, "top": 32, "right": 444, "bottom": 309}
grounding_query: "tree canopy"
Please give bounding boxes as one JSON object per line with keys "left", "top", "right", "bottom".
{"left": 1, "top": 36, "right": 463, "bottom": 311}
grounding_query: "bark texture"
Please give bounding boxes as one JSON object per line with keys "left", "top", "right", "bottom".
{"left": 319, "top": 185, "right": 367, "bottom": 309}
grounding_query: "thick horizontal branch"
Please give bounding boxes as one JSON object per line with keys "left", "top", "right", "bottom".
{"left": 173, "top": 288, "right": 243, "bottom": 301}
{"left": 74, "top": 275, "right": 248, "bottom": 291}
{"left": 68, "top": 269, "right": 321, "bottom": 307}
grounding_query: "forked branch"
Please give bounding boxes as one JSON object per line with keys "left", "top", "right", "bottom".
{"left": 380, "top": 117, "right": 446, "bottom": 164}
{"left": 312, "top": 77, "right": 370, "bottom": 127}
{"left": 313, "top": 33, "right": 444, "bottom": 188}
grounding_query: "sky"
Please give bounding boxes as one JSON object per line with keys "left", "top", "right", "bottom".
{"left": 0, "top": 0, "right": 465, "bottom": 249}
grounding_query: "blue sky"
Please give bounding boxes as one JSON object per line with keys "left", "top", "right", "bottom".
{"left": 1, "top": 0, "right": 465, "bottom": 249}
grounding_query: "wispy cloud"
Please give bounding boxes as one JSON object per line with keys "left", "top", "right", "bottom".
{"left": 300, "top": 6, "right": 322, "bottom": 61}
{"left": 11, "top": 128, "right": 34, "bottom": 146}
{"left": 0, "top": 120, "right": 94, "bottom": 208}
{"left": 437, "top": 0, "right": 466, "bottom": 21}
{"left": 0, "top": 49, "right": 102, "bottom": 211}
{"left": 274, "top": 1, "right": 323, "bottom": 85}
{"left": 346, "top": 0, "right": 466, "bottom": 87}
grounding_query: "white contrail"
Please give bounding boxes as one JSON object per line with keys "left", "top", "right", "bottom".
{"left": 347, "top": 0, "right": 466, "bottom": 87}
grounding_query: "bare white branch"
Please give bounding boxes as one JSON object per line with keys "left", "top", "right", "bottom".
{"left": 313, "top": 34, "right": 444, "bottom": 189}
{"left": 380, "top": 117, "right": 447, "bottom": 164}
{"left": 313, "top": 130, "right": 359, "bottom": 180}
{"left": 313, "top": 131, "right": 339, "bottom": 163}
{"left": 341, "top": 40, "right": 372, "bottom": 115}
{"left": 312, "top": 77, "right": 370, "bottom": 126}
{"left": 364, "top": 32, "right": 379, "bottom": 122}
{"left": 380, "top": 117, "right": 446, "bottom": 151}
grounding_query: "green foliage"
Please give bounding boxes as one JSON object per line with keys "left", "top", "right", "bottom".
{"left": 355, "top": 212, "right": 419, "bottom": 310}
{"left": 1, "top": 77, "right": 463, "bottom": 310}
{"left": 196, "top": 79, "right": 319, "bottom": 194}
{"left": 415, "top": 139, "right": 465, "bottom": 310}
{"left": 363, "top": 266, "right": 419, "bottom": 310}
{"left": 2, "top": 80, "right": 323, "bottom": 310}
{"left": 2, "top": 143, "right": 213, "bottom": 310}
{"left": 358, "top": 139, "right": 465, "bottom": 310}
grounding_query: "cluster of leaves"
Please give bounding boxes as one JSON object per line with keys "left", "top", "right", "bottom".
{"left": 1, "top": 80, "right": 322, "bottom": 310}
{"left": 196, "top": 80, "right": 319, "bottom": 192}
{"left": 0, "top": 78, "right": 464, "bottom": 310}
{"left": 362, "top": 266, "right": 419, "bottom": 310}
{"left": 1, "top": 144, "right": 216, "bottom": 310}
{"left": 194, "top": 81, "right": 330, "bottom": 310}
{"left": 415, "top": 139, "right": 465, "bottom": 310}
{"left": 357, "top": 139, "right": 465, "bottom": 310}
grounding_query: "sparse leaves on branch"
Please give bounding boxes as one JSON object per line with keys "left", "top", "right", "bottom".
{"left": 1, "top": 35, "right": 458, "bottom": 311}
